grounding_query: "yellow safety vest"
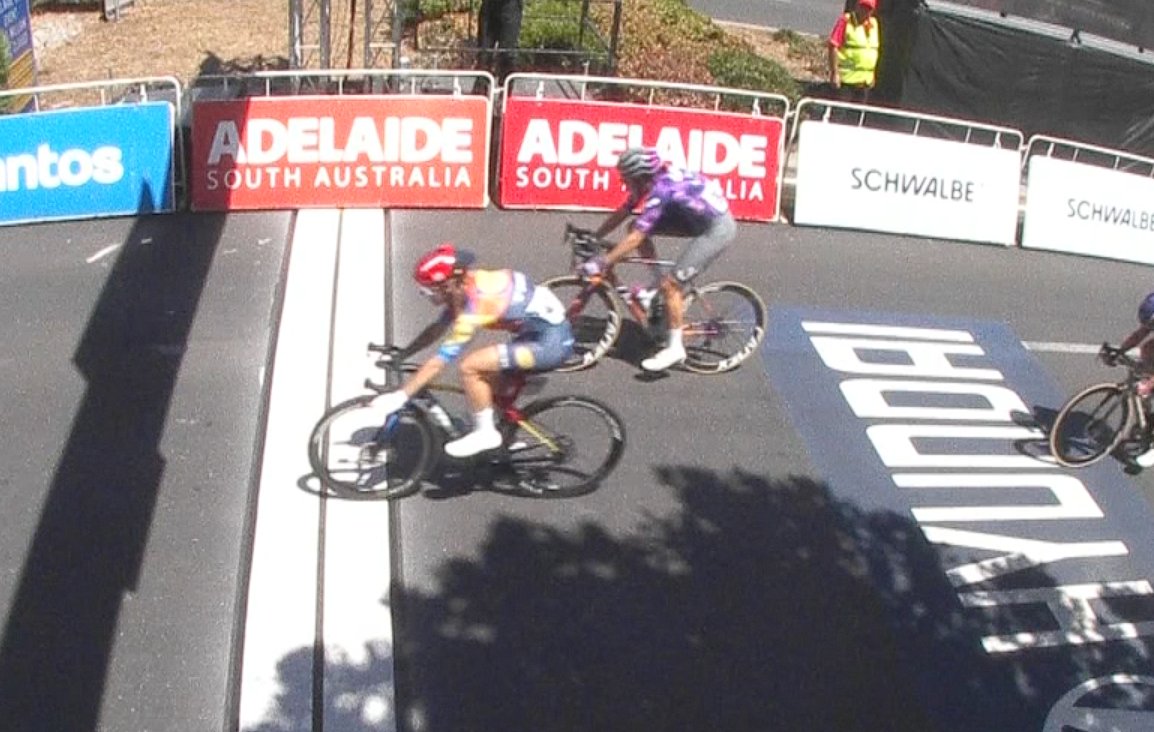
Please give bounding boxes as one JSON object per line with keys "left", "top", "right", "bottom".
{"left": 836, "top": 14, "right": 879, "bottom": 87}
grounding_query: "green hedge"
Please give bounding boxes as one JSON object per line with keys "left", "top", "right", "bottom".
{"left": 0, "top": 31, "right": 10, "bottom": 88}
{"left": 707, "top": 46, "right": 800, "bottom": 102}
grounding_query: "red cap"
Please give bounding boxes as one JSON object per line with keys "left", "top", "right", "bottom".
{"left": 859, "top": 0, "right": 877, "bottom": 8}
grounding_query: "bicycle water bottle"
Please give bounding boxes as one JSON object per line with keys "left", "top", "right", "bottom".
{"left": 647, "top": 289, "right": 667, "bottom": 339}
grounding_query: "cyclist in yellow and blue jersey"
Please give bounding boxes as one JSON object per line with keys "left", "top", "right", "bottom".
{"left": 371, "top": 244, "right": 574, "bottom": 457}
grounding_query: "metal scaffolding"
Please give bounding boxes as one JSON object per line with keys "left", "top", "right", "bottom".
{"left": 290, "top": 0, "right": 399, "bottom": 70}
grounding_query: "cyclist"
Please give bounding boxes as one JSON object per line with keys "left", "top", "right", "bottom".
{"left": 1102, "top": 291, "right": 1154, "bottom": 398}
{"left": 580, "top": 146, "right": 737, "bottom": 372}
{"left": 1102, "top": 292, "right": 1154, "bottom": 468}
{"left": 371, "top": 244, "right": 574, "bottom": 458}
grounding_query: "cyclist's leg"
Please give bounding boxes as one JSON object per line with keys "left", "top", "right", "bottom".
{"left": 445, "top": 345, "right": 504, "bottom": 457}
{"left": 498, "top": 321, "right": 572, "bottom": 374}
{"left": 643, "top": 214, "right": 736, "bottom": 371}
{"left": 1135, "top": 340, "right": 1154, "bottom": 467}
{"left": 1138, "top": 340, "right": 1154, "bottom": 398}
{"left": 635, "top": 235, "right": 661, "bottom": 287}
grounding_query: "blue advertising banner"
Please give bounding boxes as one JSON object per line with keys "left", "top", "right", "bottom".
{"left": 0, "top": 0, "right": 36, "bottom": 111}
{"left": 0, "top": 103, "right": 175, "bottom": 226}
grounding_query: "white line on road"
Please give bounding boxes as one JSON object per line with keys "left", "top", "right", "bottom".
{"left": 322, "top": 208, "right": 397, "bottom": 732}
{"left": 85, "top": 243, "right": 121, "bottom": 263}
{"left": 239, "top": 208, "right": 340, "bottom": 731}
{"left": 1022, "top": 341, "right": 1106, "bottom": 355}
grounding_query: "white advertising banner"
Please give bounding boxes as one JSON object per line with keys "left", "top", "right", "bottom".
{"left": 1022, "top": 156, "right": 1154, "bottom": 265}
{"left": 793, "top": 121, "right": 1021, "bottom": 245}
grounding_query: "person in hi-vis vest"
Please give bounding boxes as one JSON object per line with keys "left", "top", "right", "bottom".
{"left": 827, "top": 0, "right": 880, "bottom": 105}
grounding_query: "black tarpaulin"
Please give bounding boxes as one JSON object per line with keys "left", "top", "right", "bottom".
{"left": 891, "top": 4, "right": 1154, "bottom": 157}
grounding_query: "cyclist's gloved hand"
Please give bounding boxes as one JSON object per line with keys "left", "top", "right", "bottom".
{"left": 371, "top": 390, "right": 408, "bottom": 414}
{"left": 1099, "top": 343, "right": 1121, "bottom": 366}
{"left": 580, "top": 254, "right": 608, "bottom": 278}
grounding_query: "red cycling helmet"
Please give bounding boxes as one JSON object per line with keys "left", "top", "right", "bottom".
{"left": 414, "top": 243, "right": 475, "bottom": 289}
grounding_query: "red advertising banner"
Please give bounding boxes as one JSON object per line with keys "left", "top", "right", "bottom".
{"left": 191, "top": 95, "right": 491, "bottom": 211}
{"left": 498, "top": 97, "right": 784, "bottom": 222}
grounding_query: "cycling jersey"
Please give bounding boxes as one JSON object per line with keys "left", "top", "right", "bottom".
{"left": 436, "top": 269, "right": 568, "bottom": 365}
{"left": 627, "top": 166, "right": 731, "bottom": 238}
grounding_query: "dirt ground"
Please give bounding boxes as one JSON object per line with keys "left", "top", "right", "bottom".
{"left": 28, "top": 0, "right": 822, "bottom": 102}
{"left": 31, "top": 0, "right": 290, "bottom": 90}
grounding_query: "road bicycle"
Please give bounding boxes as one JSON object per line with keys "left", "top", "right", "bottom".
{"left": 307, "top": 343, "right": 626, "bottom": 500}
{"left": 1049, "top": 343, "right": 1154, "bottom": 468}
{"left": 541, "top": 224, "right": 768, "bottom": 374}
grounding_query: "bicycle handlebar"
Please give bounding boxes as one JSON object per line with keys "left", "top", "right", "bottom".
{"left": 563, "top": 223, "right": 612, "bottom": 262}
{"left": 1099, "top": 342, "right": 1140, "bottom": 370}
{"left": 366, "top": 342, "right": 419, "bottom": 393}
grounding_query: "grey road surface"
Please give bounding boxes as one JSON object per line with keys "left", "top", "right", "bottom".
{"left": 0, "top": 212, "right": 291, "bottom": 732}
{"left": 688, "top": 0, "right": 846, "bottom": 35}
{"left": 2, "top": 206, "right": 1153, "bottom": 731}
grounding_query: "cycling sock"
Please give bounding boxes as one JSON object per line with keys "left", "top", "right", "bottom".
{"left": 473, "top": 406, "right": 496, "bottom": 433}
{"left": 667, "top": 328, "right": 684, "bottom": 349}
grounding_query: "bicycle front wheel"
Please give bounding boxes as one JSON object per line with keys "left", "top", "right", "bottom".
{"left": 308, "top": 396, "right": 436, "bottom": 499}
{"left": 1049, "top": 383, "right": 1130, "bottom": 468}
{"left": 681, "top": 281, "right": 767, "bottom": 374}
{"left": 542, "top": 275, "right": 623, "bottom": 371}
{"left": 499, "top": 395, "right": 625, "bottom": 498}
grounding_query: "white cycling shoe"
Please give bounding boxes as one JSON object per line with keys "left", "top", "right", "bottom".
{"left": 641, "top": 343, "right": 686, "bottom": 372}
{"left": 445, "top": 428, "right": 503, "bottom": 458}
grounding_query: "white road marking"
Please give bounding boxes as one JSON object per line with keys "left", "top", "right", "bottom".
{"left": 1022, "top": 341, "right": 1107, "bottom": 355}
{"left": 239, "top": 209, "right": 398, "bottom": 732}
{"left": 85, "top": 243, "right": 121, "bottom": 263}
{"left": 239, "top": 208, "right": 340, "bottom": 730}
{"left": 322, "top": 208, "right": 397, "bottom": 731}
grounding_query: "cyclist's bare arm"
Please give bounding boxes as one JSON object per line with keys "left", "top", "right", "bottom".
{"left": 604, "top": 227, "right": 649, "bottom": 267}
{"left": 1119, "top": 324, "right": 1153, "bottom": 354}
{"left": 595, "top": 203, "right": 632, "bottom": 240}
{"left": 393, "top": 315, "right": 453, "bottom": 398}
{"left": 398, "top": 312, "right": 451, "bottom": 359}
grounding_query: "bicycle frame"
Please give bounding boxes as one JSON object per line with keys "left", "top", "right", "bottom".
{"left": 563, "top": 225, "right": 702, "bottom": 329}
{"left": 1113, "top": 361, "right": 1152, "bottom": 446}
{"left": 1050, "top": 348, "right": 1154, "bottom": 468}
{"left": 367, "top": 343, "right": 549, "bottom": 445}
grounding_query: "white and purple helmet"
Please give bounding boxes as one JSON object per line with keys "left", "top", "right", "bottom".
{"left": 616, "top": 147, "right": 664, "bottom": 183}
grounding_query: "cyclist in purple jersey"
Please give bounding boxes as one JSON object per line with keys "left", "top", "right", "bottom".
{"left": 582, "top": 146, "right": 737, "bottom": 371}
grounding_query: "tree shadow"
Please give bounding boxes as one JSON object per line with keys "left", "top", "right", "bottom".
{"left": 195, "top": 50, "right": 290, "bottom": 78}
{"left": 257, "top": 465, "right": 1154, "bottom": 730}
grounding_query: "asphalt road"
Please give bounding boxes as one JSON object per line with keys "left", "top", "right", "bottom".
{"left": 2, "top": 207, "right": 1154, "bottom": 731}
{"left": 0, "top": 212, "right": 291, "bottom": 732}
{"left": 688, "top": 0, "right": 847, "bottom": 35}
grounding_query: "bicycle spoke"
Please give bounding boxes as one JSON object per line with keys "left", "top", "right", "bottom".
{"left": 501, "top": 396, "right": 624, "bottom": 497}
{"left": 309, "top": 400, "right": 432, "bottom": 499}
{"left": 542, "top": 276, "right": 621, "bottom": 371}
{"left": 1050, "top": 384, "right": 1129, "bottom": 467}
{"left": 682, "top": 283, "right": 766, "bottom": 373}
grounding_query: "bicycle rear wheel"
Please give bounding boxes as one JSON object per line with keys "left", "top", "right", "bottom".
{"left": 681, "top": 281, "right": 767, "bottom": 374}
{"left": 498, "top": 395, "right": 625, "bottom": 498}
{"left": 1048, "top": 383, "right": 1130, "bottom": 467}
{"left": 308, "top": 396, "right": 436, "bottom": 499}
{"left": 541, "top": 275, "right": 622, "bottom": 371}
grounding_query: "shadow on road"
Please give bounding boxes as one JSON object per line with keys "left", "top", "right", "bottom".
{"left": 254, "top": 465, "right": 1153, "bottom": 731}
{"left": 0, "top": 195, "right": 227, "bottom": 730}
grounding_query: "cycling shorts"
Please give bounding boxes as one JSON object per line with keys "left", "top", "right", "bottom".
{"left": 671, "top": 211, "right": 737, "bottom": 284}
{"left": 497, "top": 319, "right": 574, "bottom": 372}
